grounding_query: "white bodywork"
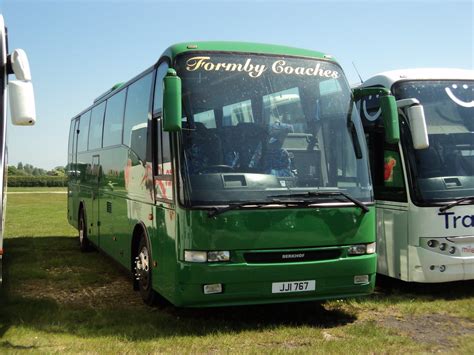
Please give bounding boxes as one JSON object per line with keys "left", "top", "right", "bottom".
{"left": 362, "top": 68, "right": 474, "bottom": 282}
{"left": 0, "top": 14, "right": 36, "bottom": 283}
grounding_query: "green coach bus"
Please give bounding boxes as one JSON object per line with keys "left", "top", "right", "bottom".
{"left": 67, "top": 42, "right": 398, "bottom": 307}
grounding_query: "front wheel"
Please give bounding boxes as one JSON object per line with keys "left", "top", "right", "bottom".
{"left": 134, "top": 234, "right": 158, "bottom": 305}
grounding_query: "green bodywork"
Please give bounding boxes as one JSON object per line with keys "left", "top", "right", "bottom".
{"left": 162, "top": 42, "right": 333, "bottom": 63}
{"left": 68, "top": 42, "right": 376, "bottom": 307}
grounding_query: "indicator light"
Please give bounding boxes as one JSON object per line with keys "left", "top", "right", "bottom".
{"left": 203, "top": 284, "right": 222, "bottom": 294}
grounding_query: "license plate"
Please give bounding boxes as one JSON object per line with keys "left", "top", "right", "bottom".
{"left": 271, "top": 280, "right": 315, "bottom": 293}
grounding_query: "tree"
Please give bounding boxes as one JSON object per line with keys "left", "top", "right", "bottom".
{"left": 8, "top": 166, "right": 17, "bottom": 175}
{"left": 17, "top": 162, "right": 23, "bottom": 170}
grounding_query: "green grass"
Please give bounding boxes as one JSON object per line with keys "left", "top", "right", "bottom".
{"left": 1, "top": 188, "right": 473, "bottom": 353}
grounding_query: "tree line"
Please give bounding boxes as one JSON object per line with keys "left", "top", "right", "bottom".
{"left": 7, "top": 163, "right": 67, "bottom": 187}
{"left": 8, "top": 162, "right": 66, "bottom": 177}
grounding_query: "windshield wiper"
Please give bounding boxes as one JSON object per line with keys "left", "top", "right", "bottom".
{"left": 207, "top": 202, "right": 274, "bottom": 218}
{"left": 268, "top": 191, "right": 369, "bottom": 213}
{"left": 439, "top": 196, "right": 474, "bottom": 213}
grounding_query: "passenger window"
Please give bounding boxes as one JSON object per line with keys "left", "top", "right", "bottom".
{"left": 77, "top": 111, "right": 91, "bottom": 152}
{"left": 194, "top": 110, "right": 216, "bottom": 128}
{"left": 263, "top": 88, "right": 305, "bottom": 132}
{"left": 123, "top": 73, "right": 153, "bottom": 162}
{"left": 88, "top": 102, "right": 106, "bottom": 150}
{"left": 222, "top": 100, "right": 253, "bottom": 126}
{"left": 103, "top": 90, "right": 126, "bottom": 147}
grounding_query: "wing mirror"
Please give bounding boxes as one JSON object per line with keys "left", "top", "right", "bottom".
{"left": 397, "top": 99, "right": 429, "bottom": 149}
{"left": 353, "top": 87, "right": 400, "bottom": 144}
{"left": 7, "top": 49, "right": 36, "bottom": 125}
{"left": 163, "top": 69, "right": 182, "bottom": 132}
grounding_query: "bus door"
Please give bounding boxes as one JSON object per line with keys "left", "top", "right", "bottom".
{"left": 89, "top": 154, "right": 101, "bottom": 246}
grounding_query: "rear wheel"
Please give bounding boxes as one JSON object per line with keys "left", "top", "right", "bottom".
{"left": 78, "top": 210, "right": 90, "bottom": 252}
{"left": 134, "top": 233, "right": 158, "bottom": 305}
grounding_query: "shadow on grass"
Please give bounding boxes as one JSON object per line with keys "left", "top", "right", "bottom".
{"left": 375, "top": 274, "right": 474, "bottom": 301}
{"left": 0, "top": 236, "right": 357, "bottom": 341}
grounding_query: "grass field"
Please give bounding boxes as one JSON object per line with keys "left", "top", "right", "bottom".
{"left": 0, "top": 189, "right": 473, "bottom": 353}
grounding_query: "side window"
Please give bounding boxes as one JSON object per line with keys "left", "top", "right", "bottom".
{"left": 367, "top": 131, "right": 407, "bottom": 202}
{"left": 103, "top": 90, "right": 126, "bottom": 147}
{"left": 123, "top": 73, "right": 153, "bottom": 162}
{"left": 67, "top": 119, "right": 78, "bottom": 178}
{"left": 384, "top": 150, "right": 405, "bottom": 189}
{"left": 263, "top": 87, "right": 305, "bottom": 132}
{"left": 153, "top": 63, "right": 172, "bottom": 176}
{"left": 88, "top": 102, "right": 106, "bottom": 150}
{"left": 161, "top": 129, "right": 171, "bottom": 175}
{"left": 68, "top": 118, "right": 77, "bottom": 159}
{"left": 153, "top": 63, "right": 168, "bottom": 114}
{"left": 222, "top": 100, "right": 253, "bottom": 126}
{"left": 319, "top": 78, "right": 347, "bottom": 118}
{"left": 77, "top": 111, "right": 91, "bottom": 152}
{"left": 194, "top": 110, "right": 216, "bottom": 128}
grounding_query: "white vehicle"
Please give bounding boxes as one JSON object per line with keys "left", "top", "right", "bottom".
{"left": 356, "top": 68, "right": 473, "bottom": 282}
{"left": 0, "top": 14, "right": 36, "bottom": 283}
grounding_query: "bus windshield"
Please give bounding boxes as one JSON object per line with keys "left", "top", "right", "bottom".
{"left": 175, "top": 53, "right": 371, "bottom": 206}
{"left": 393, "top": 80, "right": 474, "bottom": 203}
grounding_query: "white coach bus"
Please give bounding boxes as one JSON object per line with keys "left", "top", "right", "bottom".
{"left": 356, "top": 68, "right": 473, "bottom": 282}
{"left": 0, "top": 14, "right": 36, "bottom": 283}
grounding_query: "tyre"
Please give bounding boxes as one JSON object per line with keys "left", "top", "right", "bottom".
{"left": 78, "top": 210, "right": 90, "bottom": 252}
{"left": 134, "top": 233, "right": 158, "bottom": 305}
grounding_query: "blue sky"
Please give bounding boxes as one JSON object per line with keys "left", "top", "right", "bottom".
{"left": 1, "top": 0, "right": 472, "bottom": 169}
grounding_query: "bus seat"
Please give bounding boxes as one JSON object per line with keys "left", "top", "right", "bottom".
{"left": 231, "top": 123, "right": 268, "bottom": 169}
{"left": 416, "top": 146, "right": 443, "bottom": 178}
{"left": 264, "top": 122, "right": 294, "bottom": 177}
{"left": 183, "top": 122, "right": 223, "bottom": 174}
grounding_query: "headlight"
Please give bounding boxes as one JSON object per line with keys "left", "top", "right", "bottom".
{"left": 184, "top": 250, "right": 230, "bottom": 262}
{"left": 348, "top": 242, "right": 376, "bottom": 256}
{"left": 207, "top": 251, "right": 230, "bottom": 262}
{"left": 348, "top": 245, "right": 366, "bottom": 255}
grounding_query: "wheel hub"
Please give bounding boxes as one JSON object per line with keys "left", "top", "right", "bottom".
{"left": 135, "top": 246, "right": 150, "bottom": 287}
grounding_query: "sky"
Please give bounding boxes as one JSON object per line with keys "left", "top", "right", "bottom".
{"left": 1, "top": 0, "right": 472, "bottom": 170}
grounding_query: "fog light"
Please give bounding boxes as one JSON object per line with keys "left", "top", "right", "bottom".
{"left": 208, "top": 251, "right": 230, "bottom": 262}
{"left": 439, "top": 265, "right": 446, "bottom": 272}
{"left": 449, "top": 246, "right": 456, "bottom": 254}
{"left": 184, "top": 251, "right": 207, "bottom": 263}
{"left": 439, "top": 243, "right": 447, "bottom": 251}
{"left": 354, "top": 275, "right": 369, "bottom": 284}
{"left": 203, "top": 283, "right": 223, "bottom": 294}
{"left": 427, "top": 240, "right": 438, "bottom": 248}
{"left": 348, "top": 245, "right": 366, "bottom": 255}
